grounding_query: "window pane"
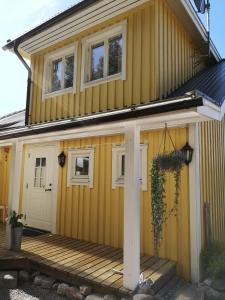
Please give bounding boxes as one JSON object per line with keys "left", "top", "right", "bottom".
{"left": 121, "top": 154, "right": 125, "bottom": 176}
{"left": 64, "top": 55, "right": 74, "bottom": 88}
{"left": 75, "top": 157, "right": 89, "bottom": 176}
{"left": 51, "top": 58, "right": 62, "bottom": 92}
{"left": 91, "top": 43, "right": 104, "bottom": 81}
{"left": 41, "top": 157, "right": 46, "bottom": 167}
{"left": 108, "top": 35, "right": 122, "bottom": 76}
{"left": 36, "top": 158, "right": 40, "bottom": 167}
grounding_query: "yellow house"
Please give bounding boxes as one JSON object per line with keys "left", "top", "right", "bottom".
{"left": 1, "top": 0, "right": 225, "bottom": 291}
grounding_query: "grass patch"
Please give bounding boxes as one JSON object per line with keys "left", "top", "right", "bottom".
{"left": 201, "top": 242, "right": 225, "bottom": 279}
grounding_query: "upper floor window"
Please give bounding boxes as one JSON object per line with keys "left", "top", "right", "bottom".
{"left": 81, "top": 21, "right": 127, "bottom": 90}
{"left": 42, "top": 44, "right": 77, "bottom": 99}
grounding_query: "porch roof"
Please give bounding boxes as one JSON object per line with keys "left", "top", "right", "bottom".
{"left": 0, "top": 88, "right": 223, "bottom": 142}
{"left": 0, "top": 94, "right": 206, "bottom": 141}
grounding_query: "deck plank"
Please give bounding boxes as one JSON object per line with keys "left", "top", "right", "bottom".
{"left": 0, "top": 224, "right": 176, "bottom": 296}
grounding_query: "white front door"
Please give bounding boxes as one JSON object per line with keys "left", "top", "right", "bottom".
{"left": 23, "top": 145, "right": 58, "bottom": 232}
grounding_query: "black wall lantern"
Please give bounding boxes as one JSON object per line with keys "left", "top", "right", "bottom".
{"left": 58, "top": 151, "right": 66, "bottom": 167}
{"left": 180, "top": 142, "right": 194, "bottom": 165}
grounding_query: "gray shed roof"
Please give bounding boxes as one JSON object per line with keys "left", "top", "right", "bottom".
{"left": 169, "top": 60, "right": 225, "bottom": 107}
{"left": 0, "top": 110, "right": 25, "bottom": 132}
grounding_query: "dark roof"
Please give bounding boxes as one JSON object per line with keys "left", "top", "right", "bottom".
{"left": 3, "top": 0, "right": 97, "bottom": 51}
{"left": 170, "top": 60, "right": 225, "bottom": 106}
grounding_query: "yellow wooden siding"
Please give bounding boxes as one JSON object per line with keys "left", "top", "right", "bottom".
{"left": 199, "top": 119, "right": 225, "bottom": 244}
{"left": 57, "top": 127, "right": 190, "bottom": 280}
{"left": 0, "top": 147, "right": 11, "bottom": 207}
{"left": 29, "top": 0, "right": 204, "bottom": 124}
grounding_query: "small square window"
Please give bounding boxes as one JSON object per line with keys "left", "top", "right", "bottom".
{"left": 112, "top": 144, "right": 148, "bottom": 191}
{"left": 43, "top": 44, "right": 77, "bottom": 98}
{"left": 81, "top": 21, "right": 127, "bottom": 90}
{"left": 67, "top": 149, "right": 94, "bottom": 187}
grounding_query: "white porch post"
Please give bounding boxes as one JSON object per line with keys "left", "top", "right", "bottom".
{"left": 8, "top": 140, "right": 23, "bottom": 212}
{"left": 123, "top": 122, "right": 141, "bottom": 290}
{"left": 189, "top": 123, "right": 202, "bottom": 282}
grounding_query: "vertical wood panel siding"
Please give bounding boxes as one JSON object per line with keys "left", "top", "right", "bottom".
{"left": 29, "top": 0, "right": 204, "bottom": 124}
{"left": 0, "top": 147, "right": 11, "bottom": 207}
{"left": 199, "top": 119, "right": 225, "bottom": 244}
{"left": 57, "top": 128, "right": 190, "bottom": 279}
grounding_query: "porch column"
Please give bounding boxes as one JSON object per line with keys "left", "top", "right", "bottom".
{"left": 123, "top": 123, "right": 141, "bottom": 290}
{"left": 8, "top": 140, "right": 23, "bottom": 212}
{"left": 189, "top": 123, "right": 202, "bottom": 282}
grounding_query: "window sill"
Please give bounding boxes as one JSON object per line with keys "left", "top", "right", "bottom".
{"left": 42, "top": 87, "right": 75, "bottom": 100}
{"left": 81, "top": 73, "right": 124, "bottom": 91}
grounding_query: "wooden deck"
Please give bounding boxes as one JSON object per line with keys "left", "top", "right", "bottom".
{"left": 0, "top": 225, "right": 176, "bottom": 296}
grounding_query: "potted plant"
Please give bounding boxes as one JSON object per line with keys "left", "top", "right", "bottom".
{"left": 151, "top": 150, "right": 185, "bottom": 254}
{"left": 8, "top": 211, "right": 25, "bottom": 251}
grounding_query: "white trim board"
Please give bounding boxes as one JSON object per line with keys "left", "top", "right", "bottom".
{"left": 19, "top": 0, "right": 150, "bottom": 54}
{"left": 189, "top": 123, "right": 202, "bottom": 282}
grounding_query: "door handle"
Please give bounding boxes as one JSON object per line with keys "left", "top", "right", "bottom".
{"left": 45, "top": 188, "right": 52, "bottom": 192}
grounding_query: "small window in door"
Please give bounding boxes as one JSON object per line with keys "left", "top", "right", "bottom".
{"left": 34, "top": 157, "right": 46, "bottom": 188}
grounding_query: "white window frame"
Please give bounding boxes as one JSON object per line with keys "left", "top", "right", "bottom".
{"left": 67, "top": 148, "right": 94, "bottom": 188}
{"left": 42, "top": 43, "right": 78, "bottom": 99}
{"left": 112, "top": 144, "right": 148, "bottom": 191}
{"left": 81, "top": 20, "right": 127, "bottom": 90}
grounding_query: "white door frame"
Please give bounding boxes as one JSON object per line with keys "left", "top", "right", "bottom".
{"left": 23, "top": 142, "right": 59, "bottom": 234}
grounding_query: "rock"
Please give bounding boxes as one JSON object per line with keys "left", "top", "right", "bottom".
{"left": 204, "top": 286, "right": 222, "bottom": 300}
{"left": 33, "top": 275, "right": 55, "bottom": 289}
{"left": 67, "top": 287, "right": 85, "bottom": 300}
{"left": 136, "top": 279, "right": 154, "bottom": 295}
{"left": 33, "top": 275, "right": 43, "bottom": 286}
{"left": 211, "top": 279, "right": 225, "bottom": 292}
{"left": 0, "top": 271, "right": 18, "bottom": 289}
{"left": 18, "top": 270, "right": 30, "bottom": 282}
{"left": 86, "top": 295, "right": 104, "bottom": 300}
{"left": 104, "top": 295, "right": 118, "bottom": 300}
{"left": 31, "top": 271, "right": 40, "bottom": 279}
{"left": 80, "top": 285, "right": 92, "bottom": 296}
{"left": 57, "top": 283, "right": 70, "bottom": 296}
{"left": 203, "top": 278, "right": 212, "bottom": 287}
{"left": 41, "top": 276, "right": 55, "bottom": 289}
{"left": 133, "top": 294, "right": 154, "bottom": 300}
{"left": 52, "top": 282, "right": 60, "bottom": 290}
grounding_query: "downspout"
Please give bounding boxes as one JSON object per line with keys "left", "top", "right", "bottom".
{"left": 13, "top": 41, "right": 31, "bottom": 126}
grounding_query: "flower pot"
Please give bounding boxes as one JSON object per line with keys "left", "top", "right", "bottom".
{"left": 12, "top": 227, "right": 23, "bottom": 251}
{"left": 5, "top": 224, "right": 12, "bottom": 250}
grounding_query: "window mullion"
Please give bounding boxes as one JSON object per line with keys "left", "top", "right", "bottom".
{"left": 104, "top": 39, "right": 109, "bottom": 77}
{"left": 62, "top": 56, "right": 65, "bottom": 89}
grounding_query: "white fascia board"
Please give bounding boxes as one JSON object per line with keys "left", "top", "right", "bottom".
{"left": 180, "top": 0, "right": 221, "bottom": 62}
{"left": 197, "top": 98, "right": 222, "bottom": 121}
{"left": 0, "top": 109, "right": 208, "bottom": 146}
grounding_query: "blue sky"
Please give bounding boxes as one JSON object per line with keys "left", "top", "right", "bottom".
{"left": 0, "top": 0, "right": 224, "bottom": 117}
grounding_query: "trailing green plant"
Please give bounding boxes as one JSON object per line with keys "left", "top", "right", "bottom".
{"left": 151, "top": 150, "right": 185, "bottom": 254}
{"left": 8, "top": 211, "right": 25, "bottom": 228}
{"left": 201, "top": 241, "right": 225, "bottom": 279}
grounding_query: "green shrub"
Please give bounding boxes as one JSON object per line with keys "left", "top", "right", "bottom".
{"left": 201, "top": 242, "right": 225, "bottom": 279}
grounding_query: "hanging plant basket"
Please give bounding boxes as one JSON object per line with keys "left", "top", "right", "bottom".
{"left": 150, "top": 125, "right": 185, "bottom": 254}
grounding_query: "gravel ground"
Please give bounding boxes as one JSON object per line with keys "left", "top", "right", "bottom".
{"left": 0, "top": 282, "right": 67, "bottom": 300}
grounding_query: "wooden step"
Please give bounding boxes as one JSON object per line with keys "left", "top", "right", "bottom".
{"left": 155, "top": 276, "right": 180, "bottom": 299}
{"left": 150, "top": 260, "right": 177, "bottom": 294}
{"left": 0, "top": 249, "right": 28, "bottom": 270}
